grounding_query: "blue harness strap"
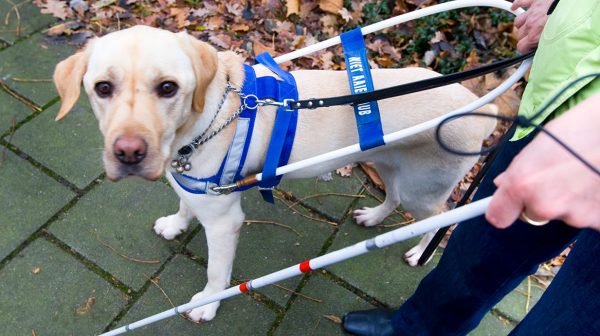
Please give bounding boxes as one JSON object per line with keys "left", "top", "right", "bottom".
{"left": 171, "top": 65, "right": 258, "bottom": 195}
{"left": 340, "top": 27, "right": 385, "bottom": 150}
{"left": 255, "top": 52, "right": 299, "bottom": 203}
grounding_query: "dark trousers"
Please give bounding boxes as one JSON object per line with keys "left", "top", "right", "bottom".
{"left": 391, "top": 129, "right": 600, "bottom": 335}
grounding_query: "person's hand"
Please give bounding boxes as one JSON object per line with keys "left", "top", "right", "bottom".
{"left": 511, "top": 0, "right": 554, "bottom": 53}
{"left": 486, "top": 94, "right": 600, "bottom": 230}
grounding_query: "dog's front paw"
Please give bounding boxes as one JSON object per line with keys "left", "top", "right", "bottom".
{"left": 186, "top": 291, "right": 220, "bottom": 322}
{"left": 403, "top": 244, "right": 432, "bottom": 267}
{"left": 153, "top": 215, "right": 188, "bottom": 240}
{"left": 353, "top": 207, "right": 385, "bottom": 227}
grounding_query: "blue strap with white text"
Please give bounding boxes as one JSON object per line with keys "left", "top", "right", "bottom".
{"left": 340, "top": 27, "right": 385, "bottom": 150}
{"left": 255, "top": 52, "right": 299, "bottom": 203}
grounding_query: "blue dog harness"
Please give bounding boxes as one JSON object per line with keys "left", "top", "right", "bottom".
{"left": 171, "top": 28, "right": 384, "bottom": 201}
{"left": 171, "top": 54, "right": 299, "bottom": 202}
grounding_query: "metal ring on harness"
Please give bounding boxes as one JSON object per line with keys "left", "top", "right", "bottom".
{"left": 243, "top": 94, "right": 260, "bottom": 110}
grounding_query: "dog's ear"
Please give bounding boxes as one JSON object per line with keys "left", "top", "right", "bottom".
{"left": 178, "top": 32, "right": 218, "bottom": 113}
{"left": 53, "top": 51, "right": 88, "bottom": 121}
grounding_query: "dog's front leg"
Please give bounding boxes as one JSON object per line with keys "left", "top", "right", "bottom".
{"left": 186, "top": 193, "right": 244, "bottom": 322}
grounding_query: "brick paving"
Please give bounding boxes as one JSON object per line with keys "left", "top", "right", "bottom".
{"left": 0, "top": 7, "right": 542, "bottom": 335}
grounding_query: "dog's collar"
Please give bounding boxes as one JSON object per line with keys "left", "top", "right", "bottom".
{"left": 171, "top": 82, "right": 239, "bottom": 173}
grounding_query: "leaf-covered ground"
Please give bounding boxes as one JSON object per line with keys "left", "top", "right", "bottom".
{"left": 36, "top": 0, "right": 517, "bottom": 73}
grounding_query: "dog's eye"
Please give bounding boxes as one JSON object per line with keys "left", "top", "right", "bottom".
{"left": 95, "top": 81, "right": 113, "bottom": 98}
{"left": 157, "top": 81, "right": 178, "bottom": 98}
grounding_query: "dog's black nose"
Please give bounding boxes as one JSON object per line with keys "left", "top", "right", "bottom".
{"left": 113, "top": 135, "right": 147, "bottom": 165}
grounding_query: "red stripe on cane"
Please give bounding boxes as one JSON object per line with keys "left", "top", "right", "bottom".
{"left": 240, "top": 282, "right": 249, "bottom": 293}
{"left": 299, "top": 260, "right": 312, "bottom": 273}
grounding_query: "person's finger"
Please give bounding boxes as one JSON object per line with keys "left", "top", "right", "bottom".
{"left": 486, "top": 183, "right": 524, "bottom": 228}
{"left": 511, "top": 0, "right": 534, "bottom": 11}
{"left": 516, "top": 25, "right": 528, "bottom": 40}
{"left": 517, "top": 37, "right": 537, "bottom": 53}
{"left": 514, "top": 10, "right": 529, "bottom": 28}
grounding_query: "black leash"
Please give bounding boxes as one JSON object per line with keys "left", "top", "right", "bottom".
{"left": 286, "top": 51, "right": 535, "bottom": 110}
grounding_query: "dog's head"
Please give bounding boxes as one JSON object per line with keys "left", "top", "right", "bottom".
{"left": 53, "top": 25, "right": 218, "bottom": 181}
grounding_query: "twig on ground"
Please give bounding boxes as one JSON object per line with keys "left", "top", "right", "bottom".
{"left": 272, "top": 283, "right": 323, "bottom": 303}
{"left": 143, "top": 273, "right": 201, "bottom": 324}
{"left": 309, "top": 318, "right": 321, "bottom": 336}
{"left": 378, "top": 219, "right": 415, "bottom": 228}
{"left": 274, "top": 194, "right": 338, "bottom": 226}
{"left": 0, "top": 80, "right": 41, "bottom": 111}
{"left": 4, "top": 0, "right": 26, "bottom": 37}
{"left": 244, "top": 219, "right": 303, "bottom": 237}
{"left": 285, "top": 192, "right": 365, "bottom": 210}
{"left": 10, "top": 77, "right": 52, "bottom": 83}
{"left": 96, "top": 234, "right": 161, "bottom": 264}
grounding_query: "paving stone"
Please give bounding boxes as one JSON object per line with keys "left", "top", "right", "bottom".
{"left": 0, "top": 150, "right": 74, "bottom": 260}
{"left": 0, "top": 90, "right": 35, "bottom": 134}
{"left": 0, "top": 33, "right": 75, "bottom": 106}
{"left": 118, "top": 255, "right": 276, "bottom": 335}
{"left": 471, "top": 313, "right": 514, "bottom": 336}
{"left": 0, "top": 239, "right": 126, "bottom": 335}
{"left": 494, "top": 277, "right": 545, "bottom": 322}
{"left": 327, "top": 195, "right": 440, "bottom": 307}
{"left": 275, "top": 273, "right": 374, "bottom": 336}
{"left": 0, "top": 1, "right": 55, "bottom": 44}
{"left": 49, "top": 178, "right": 188, "bottom": 290}
{"left": 8, "top": 97, "right": 104, "bottom": 189}
{"left": 187, "top": 189, "right": 335, "bottom": 306}
{"left": 278, "top": 171, "right": 366, "bottom": 222}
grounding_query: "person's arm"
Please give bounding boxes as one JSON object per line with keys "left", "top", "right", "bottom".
{"left": 486, "top": 94, "right": 600, "bottom": 230}
{"left": 511, "top": 0, "right": 555, "bottom": 53}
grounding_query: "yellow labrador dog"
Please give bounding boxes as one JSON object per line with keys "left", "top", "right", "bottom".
{"left": 53, "top": 25, "right": 495, "bottom": 321}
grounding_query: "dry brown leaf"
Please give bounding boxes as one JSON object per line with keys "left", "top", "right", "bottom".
{"left": 286, "top": 0, "right": 300, "bottom": 17}
{"left": 335, "top": 163, "right": 356, "bottom": 177}
{"left": 41, "top": 0, "right": 70, "bottom": 20}
{"left": 46, "top": 22, "right": 72, "bottom": 36}
{"left": 359, "top": 162, "right": 385, "bottom": 190}
{"left": 76, "top": 296, "right": 96, "bottom": 315}
{"left": 253, "top": 39, "right": 275, "bottom": 56}
{"left": 323, "top": 314, "right": 343, "bottom": 324}
{"left": 319, "top": 0, "right": 342, "bottom": 14}
{"left": 232, "top": 23, "right": 250, "bottom": 32}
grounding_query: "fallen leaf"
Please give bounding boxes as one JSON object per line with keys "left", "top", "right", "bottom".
{"left": 286, "top": 0, "right": 300, "bottom": 17}
{"left": 253, "top": 39, "right": 275, "bottom": 56}
{"left": 323, "top": 314, "right": 343, "bottom": 324}
{"left": 76, "top": 296, "right": 96, "bottom": 315}
{"left": 335, "top": 163, "right": 356, "bottom": 177}
{"left": 319, "top": 0, "right": 343, "bottom": 15}
{"left": 40, "top": 0, "right": 70, "bottom": 20}
{"left": 359, "top": 162, "right": 385, "bottom": 190}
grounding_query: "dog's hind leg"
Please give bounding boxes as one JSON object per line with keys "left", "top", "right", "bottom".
{"left": 153, "top": 200, "right": 194, "bottom": 240}
{"left": 353, "top": 162, "right": 402, "bottom": 227}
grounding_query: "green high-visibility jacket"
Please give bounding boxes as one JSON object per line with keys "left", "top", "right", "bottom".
{"left": 513, "top": 0, "right": 600, "bottom": 140}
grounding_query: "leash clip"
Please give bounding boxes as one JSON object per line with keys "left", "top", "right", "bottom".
{"left": 211, "top": 183, "right": 238, "bottom": 195}
{"left": 262, "top": 98, "right": 296, "bottom": 111}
